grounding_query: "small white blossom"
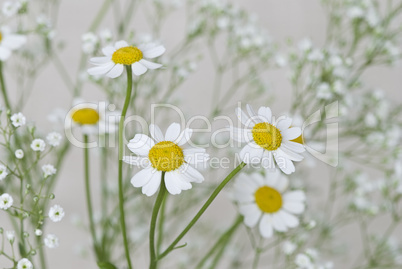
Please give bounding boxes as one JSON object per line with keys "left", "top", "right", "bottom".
{"left": 317, "top": 83, "right": 332, "bottom": 100}
{"left": 31, "top": 139, "right": 46, "bottom": 152}
{"left": 347, "top": 7, "right": 364, "bottom": 19}
{"left": 2, "top": 1, "right": 21, "bottom": 17}
{"left": 298, "top": 38, "right": 312, "bottom": 51}
{"left": 0, "top": 193, "right": 13, "bottom": 210}
{"left": 48, "top": 204, "right": 65, "bottom": 222}
{"left": 46, "top": 132, "right": 62, "bottom": 147}
{"left": 44, "top": 234, "right": 59, "bottom": 248}
{"left": 42, "top": 164, "right": 57, "bottom": 178}
{"left": 282, "top": 241, "right": 297, "bottom": 255}
{"left": 295, "top": 253, "right": 313, "bottom": 268}
{"left": 35, "top": 229, "right": 43, "bottom": 236}
{"left": 81, "top": 32, "right": 99, "bottom": 54}
{"left": 15, "top": 149, "right": 24, "bottom": 159}
{"left": 11, "top": 112, "right": 26, "bottom": 127}
{"left": 17, "top": 258, "right": 33, "bottom": 269}
{"left": 5, "top": 230, "right": 15, "bottom": 242}
{"left": 99, "top": 28, "right": 112, "bottom": 43}
{"left": 307, "top": 49, "right": 324, "bottom": 62}
{"left": 0, "top": 164, "right": 9, "bottom": 180}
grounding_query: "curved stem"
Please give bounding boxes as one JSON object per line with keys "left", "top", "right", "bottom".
{"left": 84, "top": 134, "right": 100, "bottom": 258}
{"left": 149, "top": 172, "right": 167, "bottom": 269}
{"left": 157, "top": 162, "right": 246, "bottom": 261}
{"left": 0, "top": 61, "right": 11, "bottom": 110}
{"left": 118, "top": 65, "right": 133, "bottom": 269}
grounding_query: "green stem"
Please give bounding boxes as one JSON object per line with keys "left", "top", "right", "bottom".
{"left": 36, "top": 236, "right": 47, "bottom": 269}
{"left": 157, "top": 162, "right": 246, "bottom": 261}
{"left": 156, "top": 194, "right": 167, "bottom": 255}
{"left": 83, "top": 135, "right": 100, "bottom": 259}
{"left": 149, "top": 173, "right": 167, "bottom": 269}
{"left": 0, "top": 61, "right": 11, "bottom": 110}
{"left": 118, "top": 65, "right": 133, "bottom": 269}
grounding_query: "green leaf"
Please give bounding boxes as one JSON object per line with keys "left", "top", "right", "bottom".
{"left": 97, "top": 261, "right": 118, "bottom": 269}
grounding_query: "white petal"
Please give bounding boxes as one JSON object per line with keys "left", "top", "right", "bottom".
{"left": 279, "top": 210, "right": 300, "bottom": 228}
{"left": 149, "top": 124, "right": 164, "bottom": 142}
{"left": 132, "top": 62, "right": 148, "bottom": 76}
{"left": 261, "top": 150, "right": 275, "bottom": 170}
{"left": 283, "top": 141, "right": 305, "bottom": 153}
{"left": 234, "top": 190, "right": 254, "bottom": 203}
{"left": 283, "top": 191, "right": 306, "bottom": 202}
{"left": 139, "top": 59, "right": 163, "bottom": 69}
{"left": 282, "top": 127, "right": 302, "bottom": 141}
{"left": 127, "top": 134, "right": 155, "bottom": 156}
{"left": 176, "top": 128, "right": 193, "bottom": 146}
{"left": 87, "top": 62, "right": 115, "bottom": 76}
{"left": 234, "top": 174, "right": 258, "bottom": 196}
{"left": 0, "top": 47, "right": 11, "bottom": 61}
{"left": 142, "top": 45, "right": 166, "bottom": 59}
{"left": 246, "top": 104, "right": 261, "bottom": 123}
{"left": 115, "top": 40, "right": 129, "bottom": 49}
{"left": 250, "top": 173, "right": 265, "bottom": 187}
{"left": 239, "top": 203, "right": 261, "bottom": 227}
{"left": 165, "top": 172, "right": 183, "bottom": 195}
{"left": 89, "top": 56, "right": 111, "bottom": 65}
{"left": 272, "top": 212, "right": 288, "bottom": 232}
{"left": 273, "top": 175, "right": 289, "bottom": 193}
{"left": 165, "top": 123, "right": 181, "bottom": 141}
{"left": 276, "top": 118, "right": 292, "bottom": 131}
{"left": 230, "top": 126, "right": 249, "bottom": 143}
{"left": 123, "top": 156, "right": 149, "bottom": 167}
{"left": 184, "top": 149, "right": 208, "bottom": 165}
{"left": 257, "top": 106, "right": 272, "bottom": 123}
{"left": 106, "top": 64, "right": 124, "bottom": 78}
{"left": 277, "top": 147, "right": 304, "bottom": 162}
{"left": 180, "top": 164, "right": 204, "bottom": 183}
{"left": 142, "top": 171, "right": 162, "bottom": 196}
{"left": 273, "top": 152, "right": 295, "bottom": 175}
{"left": 240, "top": 143, "right": 264, "bottom": 164}
{"left": 130, "top": 167, "right": 154, "bottom": 188}
{"left": 259, "top": 214, "right": 274, "bottom": 238}
{"left": 283, "top": 201, "right": 305, "bottom": 214}
{"left": 1, "top": 35, "right": 26, "bottom": 50}
{"left": 102, "top": 46, "right": 115, "bottom": 56}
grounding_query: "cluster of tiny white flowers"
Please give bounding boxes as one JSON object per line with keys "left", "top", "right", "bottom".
{"left": 48, "top": 204, "right": 65, "bottom": 222}
{"left": 42, "top": 164, "right": 57, "bottom": 178}
{"left": 44, "top": 233, "right": 59, "bottom": 248}
{"left": 295, "top": 249, "right": 333, "bottom": 269}
{"left": 46, "top": 132, "right": 62, "bottom": 147}
{"left": 30, "top": 138, "right": 46, "bottom": 152}
{"left": 0, "top": 164, "right": 9, "bottom": 180}
{"left": 0, "top": 193, "right": 13, "bottom": 210}
{"left": 81, "top": 29, "right": 113, "bottom": 55}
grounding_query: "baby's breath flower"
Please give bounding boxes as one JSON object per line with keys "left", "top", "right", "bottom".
{"left": 282, "top": 240, "right": 297, "bottom": 255}
{"left": 295, "top": 253, "right": 313, "bottom": 268}
{"left": 17, "top": 258, "right": 33, "bottom": 269}
{"left": 48, "top": 204, "right": 65, "bottom": 222}
{"left": 44, "top": 234, "right": 59, "bottom": 248}
{"left": 35, "top": 229, "right": 43, "bottom": 236}
{"left": 2, "top": 1, "right": 21, "bottom": 17}
{"left": 81, "top": 32, "right": 99, "bottom": 54}
{"left": 5, "top": 230, "right": 15, "bottom": 242}
{"left": 46, "top": 132, "right": 62, "bottom": 147}
{"left": 0, "top": 193, "right": 13, "bottom": 210}
{"left": 10, "top": 112, "right": 26, "bottom": 127}
{"left": 0, "top": 164, "right": 8, "bottom": 180}
{"left": 42, "top": 164, "right": 56, "bottom": 178}
{"left": 15, "top": 149, "right": 24, "bottom": 159}
{"left": 31, "top": 139, "right": 46, "bottom": 152}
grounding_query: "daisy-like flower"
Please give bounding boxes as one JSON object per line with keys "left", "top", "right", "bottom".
{"left": 234, "top": 171, "right": 306, "bottom": 238}
{"left": 0, "top": 26, "right": 26, "bottom": 61}
{"left": 46, "top": 132, "right": 62, "bottom": 146}
{"left": 123, "top": 123, "right": 209, "bottom": 196}
{"left": 42, "top": 164, "right": 57, "bottom": 178}
{"left": 31, "top": 139, "right": 46, "bottom": 152}
{"left": 44, "top": 234, "right": 59, "bottom": 249}
{"left": 10, "top": 112, "right": 26, "bottom": 127}
{"left": 48, "top": 204, "right": 65, "bottom": 222}
{"left": 17, "top": 258, "right": 33, "bottom": 269}
{"left": 232, "top": 104, "right": 305, "bottom": 174}
{"left": 15, "top": 149, "right": 24, "bottom": 159}
{"left": 0, "top": 193, "right": 13, "bottom": 210}
{"left": 0, "top": 164, "right": 8, "bottom": 180}
{"left": 66, "top": 100, "right": 118, "bottom": 135}
{"left": 87, "top": 40, "right": 165, "bottom": 78}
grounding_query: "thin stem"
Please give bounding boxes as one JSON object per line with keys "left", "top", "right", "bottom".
{"left": 118, "top": 65, "right": 133, "bottom": 269}
{"left": 156, "top": 195, "right": 167, "bottom": 254}
{"left": 158, "top": 162, "right": 246, "bottom": 261}
{"left": 0, "top": 61, "right": 11, "bottom": 110}
{"left": 149, "top": 173, "right": 167, "bottom": 269}
{"left": 84, "top": 134, "right": 100, "bottom": 259}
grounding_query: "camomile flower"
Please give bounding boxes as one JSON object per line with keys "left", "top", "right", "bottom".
{"left": 234, "top": 171, "right": 306, "bottom": 238}
{"left": 48, "top": 204, "right": 65, "bottom": 222}
{"left": 66, "top": 100, "right": 118, "bottom": 135}
{"left": 0, "top": 26, "right": 26, "bottom": 61}
{"left": 0, "top": 193, "right": 13, "bottom": 210}
{"left": 17, "top": 258, "right": 33, "bottom": 269}
{"left": 232, "top": 104, "right": 304, "bottom": 174}
{"left": 87, "top": 40, "right": 165, "bottom": 78}
{"left": 123, "top": 122, "right": 209, "bottom": 196}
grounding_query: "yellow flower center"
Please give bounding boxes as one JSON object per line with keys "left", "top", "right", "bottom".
{"left": 148, "top": 141, "right": 185, "bottom": 172}
{"left": 0, "top": 32, "right": 2, "bottom": 43}
{"left": 252, "top": 122, "right": 282, "bottom": 151}
{"left": 254, "top": 186, "right": 283, "bottom": 213}
{"left": 112, "top": 46, "right": 143, "bottom": 65}
{"left": 71, "top": 108, "right": 100, "bottom": 125}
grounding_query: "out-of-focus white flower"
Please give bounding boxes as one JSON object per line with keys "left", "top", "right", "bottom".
{"left": 2, "top": 1, "right": 21, "bottom": 17}
{"left": 317, "top": 83, "right": 332, "bottom": 100}
{"left": 5, "top": 230, "right": 15, "bottom": 242}
{"left": 35, "top": 229, "right": 43, "bottom": 236}
{"left": 31, "top": 139, "right": 46, "bottom": 152}
{"left": 49, "top": 204, "right": 65, "bottom": 222}
{"left": 307, "top": 49, "right": 324, "bottom": 62}
{"left": 44, "top": 234, "right": 59, "bottom": 248}
{"left": 17, "top": 258, "right": 33, "bottom": 269}
{"left": 295, "top": 253, "right": 313, "bottom": 268}
{"left": 0, "top": 164, "right": 9, "bottom": 180}
{"left": 0, "top": 26, "right": 26, "bottom": 61}
{"left": 46, "top": 132, "right": 62, "bottom": 147}
{"left": 15, "top": 149, "right": 24, "bottom": 159}
{"left": 99, "top": 28, "right": 112, "bottom": 43}
{"left": 0, "top": 193, "right": 13, "bottom": 210}
{"left": 282, "top": 240, "right": 297, "bottom": 255}
{"left": 275, "top": 55, "right": 287, "bottom": 67}
{"left": 42, "top": 164, "right": 57, "bottom": 178}
{"left": 298, "top": 38, "right": 312, "bottom": 52}
{"left": 347, "top": 6, "right": 364, "bottom": 19}
{"left": 82, "top": 32, "right": 99, "bottom": 54}
{"left": 11, "top": 112, "right": 26, "bottom": 127}
{"left": 364, "top": 113, "right": 377, "bottom": 127}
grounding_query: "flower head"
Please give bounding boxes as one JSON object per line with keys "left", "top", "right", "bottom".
{"left": 5, "top": 230, "right": 15, "bottom": 242}
{"left": 11, "top": 112, "right": 26, "bottom": 127}
{"left": 44, "top": 234, "right": 59, "bottom": 248}
{"left": 48, "top": 204, "right": 65, "bottom": 222}
{"left": 234, "top": 171, "right": 306, "bottom": 238}
{"left": 17, "top": 258, "right": 33, "bottom": 269}
{"left": 42, "top": 164, "right": 57, "bottom": 178}
{"left": 15, "top": 149, "right": 24, "bottom": 159}
{"left": 124, "top": 123, "right": 209, "bottom": 196}
{"left": 88, "top": 40, "right": 165, "bottom": 78}
{"left": 232, "top": 104, "right": 305, "bottom": 174}
{"left": 0, "top": 164, "right": 8, "bottom": 180}
{"left": 31, "top": 139, "right": 46, "bottom": 152}
{"left": 0, "top": 193, "right": 13, "bottom": 210}
{"left": 46, "top": 132, "right": 62, "bottom": 146}
{"left": 0, "top": 26, "right": 26, "bottom": 61}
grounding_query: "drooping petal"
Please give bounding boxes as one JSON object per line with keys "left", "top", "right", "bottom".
{"left": 1, "top": 35, "right": 26, "bottom": 50}
{"left": 279, "top": 210, "right": 300, "bottom": 228}
{"left": 282, "top": 127, "right": 302, "bottom": 141}
{"left": 0, "top": 47, "right": 11, "bottom": 61}
{"left": 89, "top": 56, "right": 111, "bottom": 65}
{"left": 130, "top": 167, "right": 154, "bottom": 187}
{"left": 127, "top": 134, "right": 155, "bottom": 156}
{"left": 149, "top": 124, "right": 164, "bottom": 142}
{"left": 132, "top": 62, "right": 147, "bottom": 76}
{"left": 180, "top": 164, "right": 204, "bottom": 183}
{"left": 165, "top": 123, "right": 181, "bottom": 141}
{"left": 283, "top": 191, "right": 306, "bottom": 202}
{"left": 259, "top": 214, "right": 274, "bottom": 238}
{"left": 102, "top": 46, "right": 115, "bottom": 56}
{"left": 142, "top": 170, "right": 162, "bottom": 196}
{"left": 239, "top": 143, "right": 264, "bottom": 164}
{"left": 273, "top": 152, "right": 295, "bottom": 175}
{"left": 283, "top": 141, "right": 305, "bottom": 153}
{"left": 106, "top": 64, "right": 124, "bottom": 78}
{"left": 272, "top": 212, "right": 288, "bottom": 232}
{"left": 87, "top": 62, "right": 115, "bottom": 76}
{"left": 276, "top": 148, "right": 304, "bottom": 162}
{"left": 139, "top": 59, "right": 163, "bottom": 69}
{"left": 276, "top": 118, "right": 292, "bottom": 131}
{"left": 165, "top": 172, "right": 183, "bottom": 195}
{"left": 283, "top": 201, "right": 305, "bottom": 214}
